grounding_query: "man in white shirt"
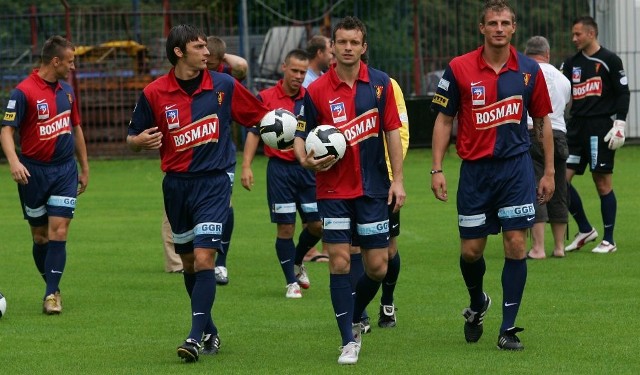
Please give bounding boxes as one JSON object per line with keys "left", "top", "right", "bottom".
{"left": 525, "top": 36, "right": 572, "bottom": 259}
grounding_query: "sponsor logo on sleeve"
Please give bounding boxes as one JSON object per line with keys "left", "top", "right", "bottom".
{"left": 619, "top": 70, "right": 628, "bottom": 85}
{"left": 3, "top": 112, "right": 15, "bottom": 121}
{"left": 437, "top": 78, "right": 450, "bottom": 91}
{"left": 296, "top": 119, "right": 306, "bottom": 132}
{"left": 432, "top": 94, "right": 449, "bottom": 107}
{"left": 7, "top": 100, "right": 16, "bottom": 110}
{"left": 471, "top": 95, "right": 523, "bottom": 130}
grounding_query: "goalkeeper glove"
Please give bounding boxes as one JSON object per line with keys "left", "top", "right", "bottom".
{"left": 604, "top": 120, "right": 626, "bottom": 150}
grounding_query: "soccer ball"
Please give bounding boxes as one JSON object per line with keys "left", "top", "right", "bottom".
{"left": 305, "top": 124, "right": 347, "bottom": 160}
{"left": 259, "top": 109, "right": 298, "bottom": 150}
{"left": 0, "top": 292, "right": 6, "bottom": 318}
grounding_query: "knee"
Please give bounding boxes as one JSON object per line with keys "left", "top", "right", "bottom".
{"left": 307, "top": 221, "right": 323, "bottom": 238}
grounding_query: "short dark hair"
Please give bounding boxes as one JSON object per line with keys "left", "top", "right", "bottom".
{"left": 41, "top": 35, "right": 74, "bottom": 65}
{"left": 480, "top": 0, "right": 516, "bottom": 24}
{"left": 573, "top": 15, "right": 598, "bottom": 37}
{"left": 332, "top": 16, "right": 367, "bottom": 45}
{"left": 306, "top": 35, "right": 328, "bottom": 60}
{"left": 284, "top": 49, "right": 309, "bottom": 64}
{"left": 166, "top": 24, "right": 207, "bottom": 66}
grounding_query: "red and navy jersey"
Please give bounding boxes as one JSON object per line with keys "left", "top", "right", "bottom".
{"left": 1, "top": 69, "right": 81, "bottom": 164}
{"left": 560, "top": 47, "right": 630, "bottom": 120}
{"left": 128, "top": 68, "right": 269, "bottom": 174}
{"left": 431, "top": 45, "right": 552, "bottom": 161}
{"left": 251, "top": 80, "right": 305, "bottom": 162}
{"left": 297, "top": 62, "right": 401, "bottom": 199}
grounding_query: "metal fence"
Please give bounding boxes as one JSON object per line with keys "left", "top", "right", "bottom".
{"left": 0, "top": 0, "right": 637, "bottom": 157}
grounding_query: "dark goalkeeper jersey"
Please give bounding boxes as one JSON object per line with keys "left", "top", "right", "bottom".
{"left": 561, "top": 47, "right": 630, "bottom": 120}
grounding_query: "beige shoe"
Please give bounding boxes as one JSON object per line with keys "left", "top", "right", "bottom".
{"left": 55, "top": 291, "right": 62, "bottom": 312}
{"left": 43, "top": 294, "right": 61, "bottom": 315}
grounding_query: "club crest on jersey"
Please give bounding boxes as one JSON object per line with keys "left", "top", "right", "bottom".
{"left": 375, "top": 85, "right": 383, "bottom": 100}
{"left": 523, "top": 73, "right": 531, "bottom": 87}
{"left": 471, "top": 86, "right": 485, "bottom": 106}
{"left": 37, "top": 102, "right": 49, "bottom": 120}
{"left": 217, "top": 91, "right": 224, "bottom": 105}
{"left": 594, "top": 63, "right": 601, "bottom": 74}
{"left": 166, "top": 109, "right": 179, "bottom": 129}
{"left": 67, "top": 93, "right": 73, "bottom": 104}
{"left": 330, "top": 102, "right": 347, "bottom": 123}
{"left": 572, "top": 67, "right": 581, "bottom": 83}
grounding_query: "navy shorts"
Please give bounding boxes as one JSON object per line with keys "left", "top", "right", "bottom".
{"left": 566, "top": 116, "right": 615, "bottom": 174}
{"left": 163, "top": 171, "right": 231, "bottom": 254}
{"left": 267, "top": 157, "right": 320, "bottom": 224}
{"left": 457, "top": 153, "right": 536, "bottom": 239}
{"left": 18, "top": 158, "right": 78, "bottom": 227}
{"left": 320, "top": 196, "right": 389, "bottom": 249}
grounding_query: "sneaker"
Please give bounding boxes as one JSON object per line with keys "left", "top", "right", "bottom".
{"left": 462, "top": 292, "right": 491, "bottom": 343}
{"left": 42, "top": 293, "right": 61, "bottom": 315}
{"left": 565, "top": 228, "right": 598, "bottom": 252}
{"left": 201, "top": 333, "right": 221, "bottom": 355}
{"left": 337, "top": 341, "right": 360, "bottom": 365}
{"left": 177, "top": 338, "right": 200, "bottom": 362}
{"left": 497, "top": 327, "right": 525, "bottom": 350}
{"left": 378, "top": 304, "right": 397, "bottom": 328}
{"left": 294, "top": 264, "right": 310, "bottom": 289}
{"left": 592, "top": 240, "right": 617, "bottom": 253}
{"left": 215, "top": 266, "right": 229, "bottom": 285}
{"left": 359, "top": 317, "right": 372, "bottom": 334}
{"left": 351, "top": 322, "right": 363, "bottom": 344}
{"left": 285, "top": 282, "right": 302, "bottom": 299}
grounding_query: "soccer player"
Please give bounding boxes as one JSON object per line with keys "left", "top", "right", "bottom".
{"left": 302, "top": 35, "right": 332, "bottom": 89}
{"left": 160, "top": 35, "right": 250, "bottom": 281}
{"left": 127, "top": 24, "right": 270, "bottom": 363}
{"left": 560, "top": 16, "right": 630, "bottom": 254}
{"left": 350, "top": 51, "right": 409, "bottom": 332}
{"left": 1, "top": 35, "right": 89, "bottom": 315}
{"left": 241, "top": 49, "right": 322, "bottom": 299}
{"left": 294, "top": 16, "right": 406, "bottom": 365}
{"left": 430, "top": 0, "right": 555, "bottom": 351}
{"left": 524, "top": 36, "right": 572, "bottom": 259}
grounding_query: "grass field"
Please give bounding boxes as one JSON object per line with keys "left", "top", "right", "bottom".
{"left": 0, "top": 147, "right": 639, "bottom": 374}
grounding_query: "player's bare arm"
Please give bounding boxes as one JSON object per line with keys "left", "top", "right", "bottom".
{"left": 533, "top": 116, "right": 555, "bottom": 203}
{"left": 293, "top": 137, "right": 336, "bottom": 172}
{"left": 126, "top": 127, "right": 162, "bottom": 151}
{"left": 241, "top": 131, "right": 260, "bottom": 191}
{"left": 430, "top": 112, "right": 453, "bottom": 202}
{"left": 73, "top": 125, "right": 90, "bottom": 195}
{"left": 0, "top": 125, "right": 30, "bottom": 185}
{"left": 385, "top": 128, "right": 406, "bottom": 212}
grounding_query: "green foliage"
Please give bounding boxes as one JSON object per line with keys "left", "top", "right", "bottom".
{"left": 1, "top": 148, "right": 640, "bottom": 373}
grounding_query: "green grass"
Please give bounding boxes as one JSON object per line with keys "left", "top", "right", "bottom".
{"left": 1, "top": 147, "right": 639, "bottom": 374}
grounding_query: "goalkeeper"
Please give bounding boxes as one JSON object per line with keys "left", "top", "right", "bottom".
{"left": 560, "top": 16, "right": 630, "bottom": 254}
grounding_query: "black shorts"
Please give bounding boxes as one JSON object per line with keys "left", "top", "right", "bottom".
{"left": 566, "top": 116, "right": 615, "bottom": 174}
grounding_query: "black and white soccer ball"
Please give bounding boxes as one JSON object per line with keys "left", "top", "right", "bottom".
{"left": 0, "top": 291, "right": 6, "bottom": 318}
{"left": 259, "top": 109, "right": 298, "bottom": 150}
{"left": 305, "top": 124, "right": 347, "bottom": 160}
